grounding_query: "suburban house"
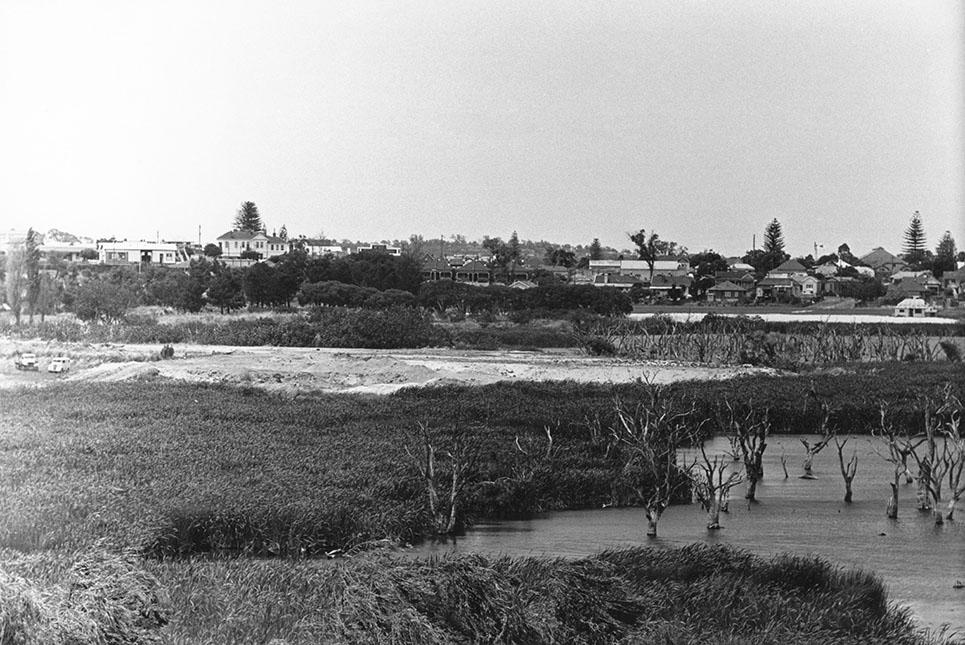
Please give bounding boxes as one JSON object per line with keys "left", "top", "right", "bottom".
{"left": 421, "top": 257, "right": 454, "bottom": 281}
{"left": 889, "top": 271, "right": 941, "bottom": 297}
{"left": 894, "top": 297, "right": 937, "bottom": 317}
{"left": 767, "top": 259, "right": 809, "bottom": 280}
{"left": 357, "top": 244, "right": 401, "bottom": 256}
{"left": 588, "top": 258, "right": 690, "bottom": 286}
{"left": 216, "top": 230, "right": 290, "bottom": 259}
{"left": 814, "top": 260, "right": 847, "bottom": 277}
{"left": 793, "top": 274, "right": 820, "bottom": 300}
{"left": 453, "top": 259, "right": 492, "bottom": 285}
{"left": 648, "top": 274, "right": 692, "bottom": 300}
{"left": 297, "top": 238, "right": 345, "bottom": 257}
{"left": 860, "top": 247, "right": 907, "bottom": 277}
{"left": 98, "top": 241, "right": 185, "bottom": 265}
{"left": 713, "top": 271, "right": 756, "bottom": 290}
{"left": 755, "top": 276, "right": 797, "bottom": 301}
{"left": 39, "top": 240, "right": 97, "bottom": 263}
{"left": 706, "top": 280, "right": 752, "bottom": 303}
{"left": 940, "top": 268, "right": 965, "bottom": 298}
{"left": 822, "top": 276, "right": 859, "bottom": 297}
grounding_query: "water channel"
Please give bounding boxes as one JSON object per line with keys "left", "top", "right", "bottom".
{"left": 416, "top": 435, "right": 965, "bottom": 634}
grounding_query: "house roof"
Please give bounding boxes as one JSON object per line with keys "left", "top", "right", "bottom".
{"left": 217, "top": 230, "right": 258, "bottom": 240}
{"left": 757, "top": 277, "right": 794, "bottom": 286}
{"left": 941, "top": 268, "right": 965, "bottom": 281}
{"left": 457, "top": 260, "right": 491, "bottom": 272}
{"left": 422, "top": 258, "right": 452, "bottom": 271}
{"left": 714, "top": 271, "right": 755, "bottom": 283}
{"left": 508, "top": 280, "right": 538, "bottom": 290}
{"left": 792, "top": 274, "right": 818, "bottom": 284}
{"left": 708, "top": 280, "right": 748, "bottom": 292}
{"left": 860, "top": 247, "right": 905, "bottom": 269}
{"left": 770, "top": 259, "right": 807, "bottom": 273}
{"left": 895, "top": 298, "right": 929, "bottom": 308}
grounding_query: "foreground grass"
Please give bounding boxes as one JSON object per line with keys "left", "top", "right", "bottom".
{"left": 1, "top": 543, "right": 942, "bottom": 644}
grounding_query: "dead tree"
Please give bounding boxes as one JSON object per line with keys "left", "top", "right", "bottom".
{"left": 405, "top": 422, "right": 476, "bottom": 535}
{"left": 833, "top": 436, "right": 858, "bottom": 503}
{"left": 800, "top": 405, "right": 833, "bottom": 479}
{"left": 911, "top": 385, "right": 962, "bottom": 524}
{"left": 942, "top": 420, "right": 965, "bottom": 521}
{"left": 715, "top": 401, "right": 770, "bottom": 502}
{"left": 872, "top": 404, "right": 925, "bottom": 519}
{"left": 607, "top": 390, "right": 699, "bottom": 537}
{"left": 691, "top": 442, "right": 743, "bottom": 530}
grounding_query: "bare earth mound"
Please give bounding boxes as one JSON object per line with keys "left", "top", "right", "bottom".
{"left": 0, "top": 341, "right": 776, "bottom": 394}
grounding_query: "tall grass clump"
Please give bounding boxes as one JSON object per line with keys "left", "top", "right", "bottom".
{"left": 0, "top": 548, "right": 169, "bottom": 644}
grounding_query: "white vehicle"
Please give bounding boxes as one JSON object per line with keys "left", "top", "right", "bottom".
{"left": 47, "top": 357, "right": 70, "bottom": 373}
{"left": 14, "top": 353, "right": 39, "bottom": 371}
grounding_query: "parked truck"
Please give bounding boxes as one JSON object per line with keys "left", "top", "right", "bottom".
{"left": 14, "top": 353, "right": 39, "bottom": 371}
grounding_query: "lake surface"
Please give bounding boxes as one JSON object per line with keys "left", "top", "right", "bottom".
{"left": 416, "top": 435, "right": 965, "bottom": 635}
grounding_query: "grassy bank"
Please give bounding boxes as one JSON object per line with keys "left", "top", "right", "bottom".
{"left": 0, "top": 543, "right": 938, "bottom": 644}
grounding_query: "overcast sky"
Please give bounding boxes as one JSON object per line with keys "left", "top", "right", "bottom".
{"left": 1, "top": 0, "right": 962, "bottom": 257}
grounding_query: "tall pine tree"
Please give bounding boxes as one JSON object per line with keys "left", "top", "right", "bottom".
{"left": 902, "top": 211, "right": 926, "bottom": 263}
{"left": 234, "top": 201, "right": 263, "bottom": 233}
{"left": 763, "top": 219, "right": 785, "bottom": 254}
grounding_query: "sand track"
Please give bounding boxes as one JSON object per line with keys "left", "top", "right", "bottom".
{"left": 1, "top": 341, "right": 776, "bottom": 394}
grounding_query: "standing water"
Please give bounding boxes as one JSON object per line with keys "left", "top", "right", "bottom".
{"left": 417, "top": 435, "right": 965, "bottom": 634}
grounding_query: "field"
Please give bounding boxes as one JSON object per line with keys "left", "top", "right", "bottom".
{"left": 1, "top": 349, "right": 962, "bottom": 642}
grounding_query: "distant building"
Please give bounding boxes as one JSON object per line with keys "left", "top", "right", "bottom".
{"left": 860, "top": 247, "right": 907, "bottom": 277}
{"left": 216, "top": 230, "right": 290, "bottom": 259}
{"left": 357, "top": 244, "right": 401, "bottom": 256}
{"left": 706, "top": 281, "right": 752, "bottom": 303}
{"left": 588, "top": 258, "right": 689, "bottom": 283}
{"left": 98, "top": 241, "right": 184, "bottom": 265}
{"left": 767, "top": 259, "right": 808, "bottom": 280}
{"left": 297, "top": 238, "right": 345, "bottom": 257}
{"left": 894, "top": 297, "right": 937, "bottom": 318}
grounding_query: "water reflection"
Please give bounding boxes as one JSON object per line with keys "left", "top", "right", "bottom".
{"left": 415, "top": 435, "right": 965, "bottom": 634}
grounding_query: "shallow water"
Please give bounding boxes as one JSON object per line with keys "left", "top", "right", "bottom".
{"left": 416, "top": 435, "right": 965, "bottom": 634}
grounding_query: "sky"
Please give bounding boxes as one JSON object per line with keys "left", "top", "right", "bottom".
{"left": 1, "top": 0, "right": 962, "bottom": 258}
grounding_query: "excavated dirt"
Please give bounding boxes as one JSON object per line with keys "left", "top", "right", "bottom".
{"left": 0, "top": 340, "right": 776, "bottom": 394}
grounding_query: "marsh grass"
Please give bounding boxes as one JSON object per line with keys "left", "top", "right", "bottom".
{"left": 1, "top": 366, "right": 962, "bottom": 558}
{"left": 142, "top": 544, "right": 938, "bottom": 644}
{"left": 0, "top": 547, "right": 169, "bottom": 644}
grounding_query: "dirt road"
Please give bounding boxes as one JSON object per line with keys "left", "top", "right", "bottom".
{"left": 0, "top": 340, "right": 776, "bottom": 394}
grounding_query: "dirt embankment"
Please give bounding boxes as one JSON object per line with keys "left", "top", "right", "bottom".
{"left": 0, "top": 339, "right": 777, "bottom": 394}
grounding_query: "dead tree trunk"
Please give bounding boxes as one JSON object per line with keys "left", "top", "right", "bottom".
{"left": 800, "top": 406, "right": 833, "bottom": 479}
{"left": 692, "top": 443, "right": 742, "bottom": 530}
{"left": 873, "top": 403, "right": 925, "bottom": 519}
{"left": 608, "top": 388, "right": 699, "bottom": 538}
{"left": 834, "top": 436, "right": 858, "bottom": 503}
{"left": 886, "top": 481, "right": 898, "bottom": 519}
{"left": 405, "top": 422, "right": 475, "bottom": 535}
{"left": 715, "top": 401, "right": 770, "bottom": 502}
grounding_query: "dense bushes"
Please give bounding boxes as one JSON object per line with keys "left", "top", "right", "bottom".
{"left": 417, "top": 280, "right": 632, "bottom": 316}
{"left": 0, "top": 308, "right": 436, "bottom": 349}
